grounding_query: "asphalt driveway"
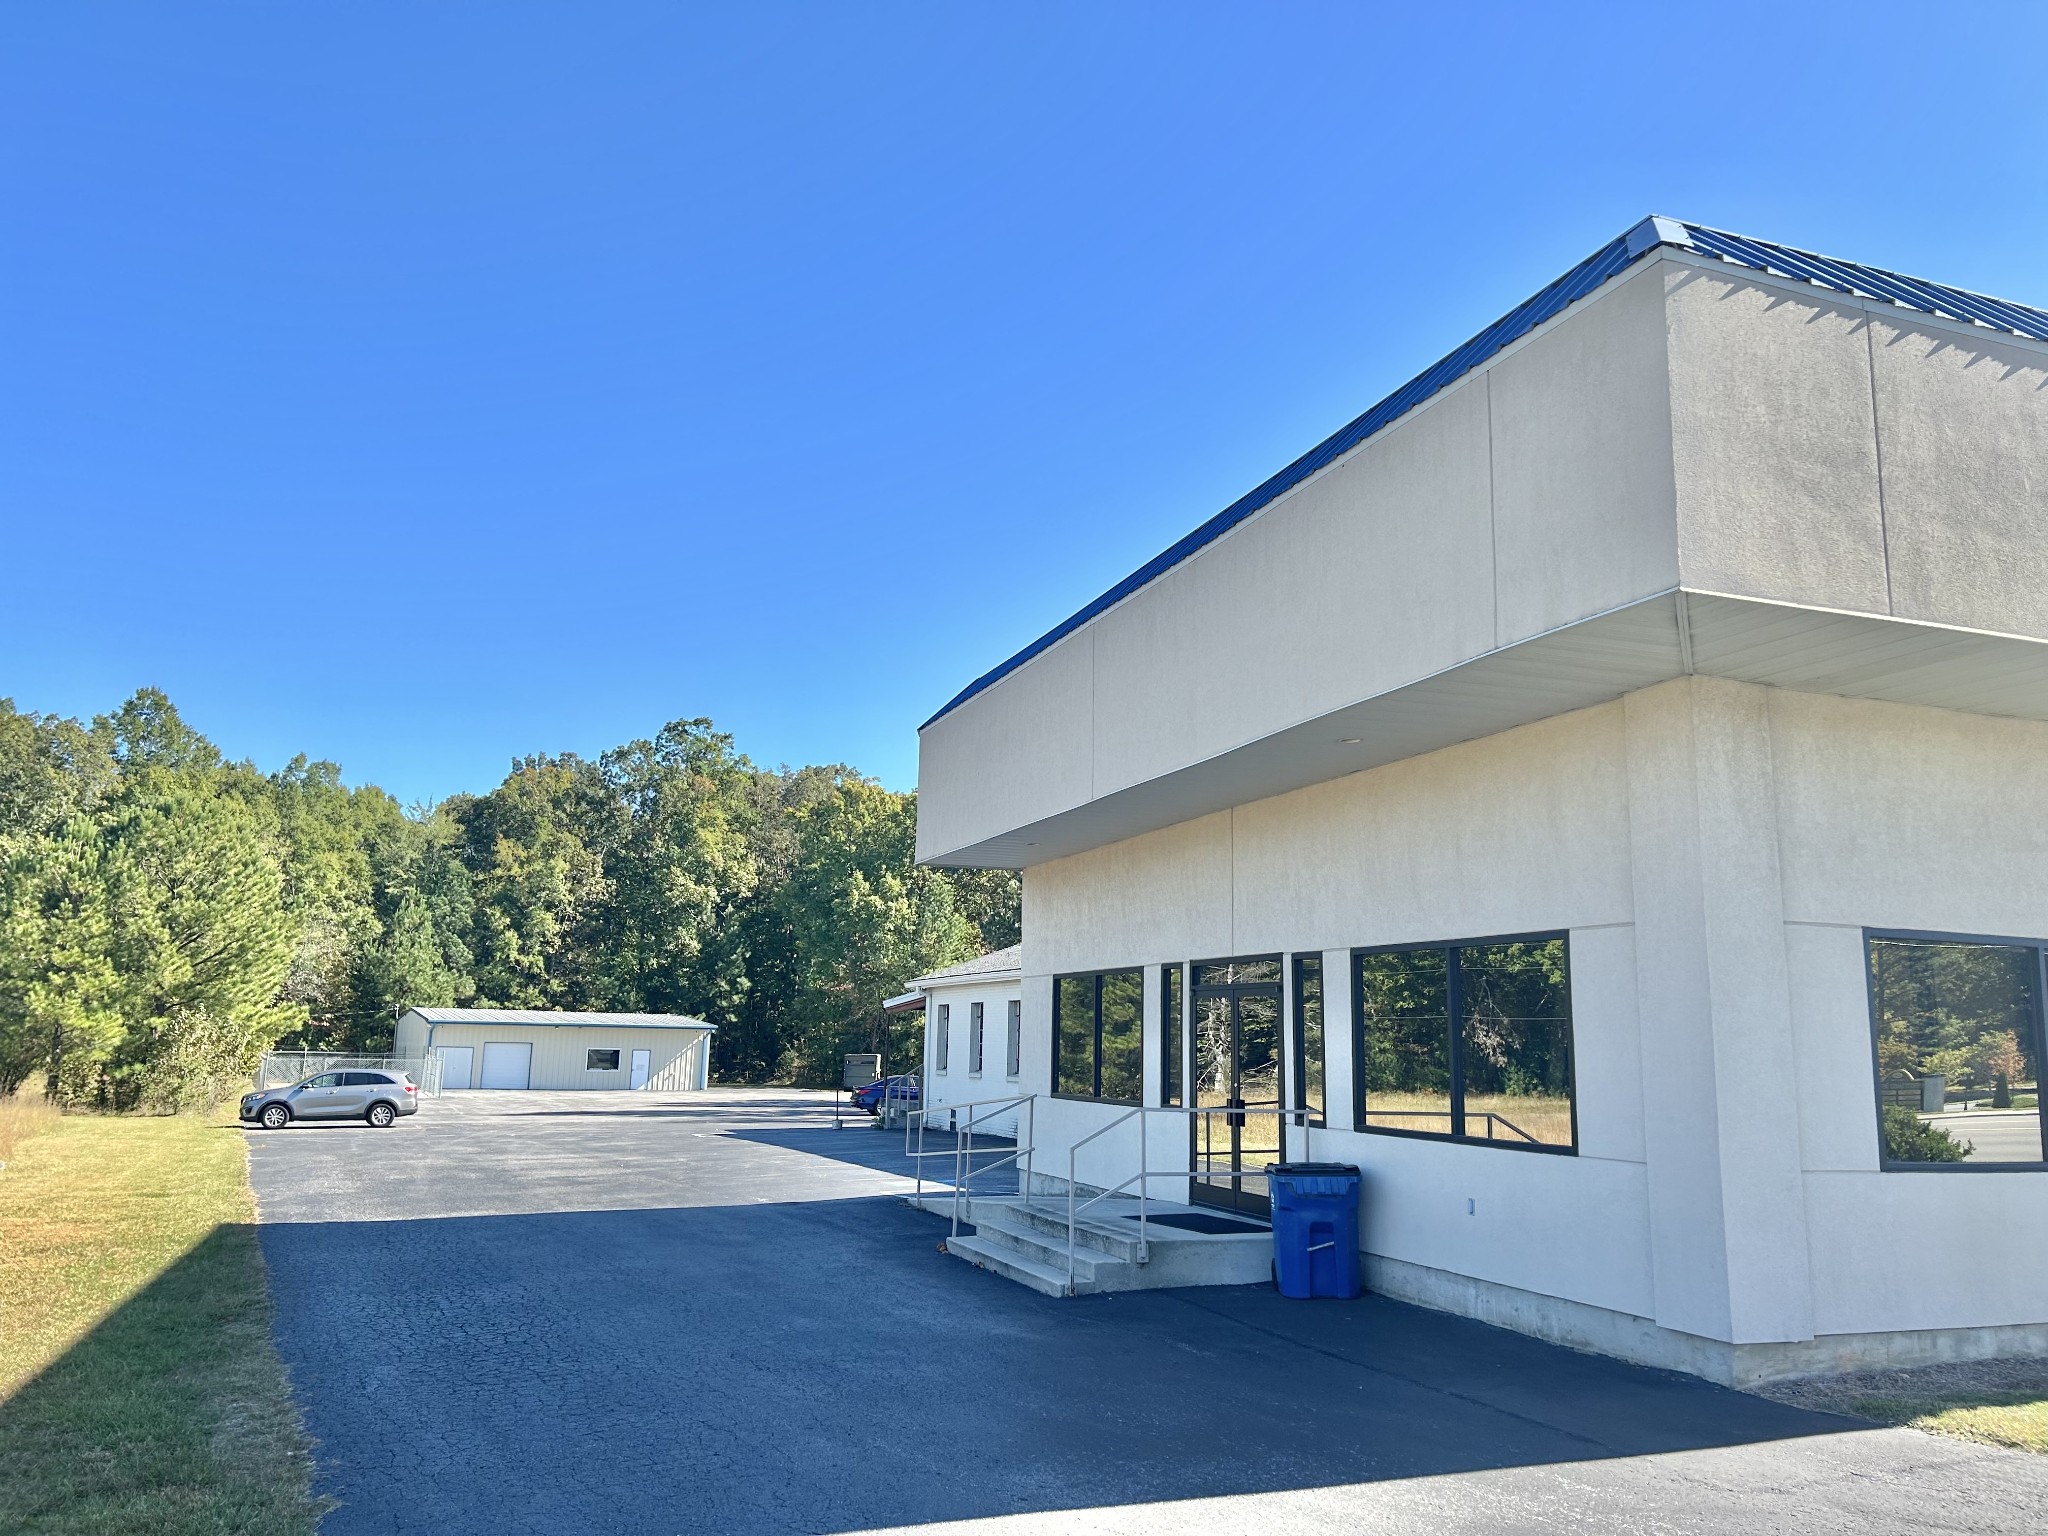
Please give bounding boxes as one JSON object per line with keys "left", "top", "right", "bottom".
{"left": 248, "top": 1088, "right": 2048, "bottom": 1535}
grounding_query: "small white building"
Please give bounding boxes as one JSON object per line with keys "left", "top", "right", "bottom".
{"left": 395, "top": 1008, "right": 715, "bottom": 1092}
{"left": 891, "top": 947, "right": 1024, "bottom": 1138}
{"left": 915, "top": 217, "right": 2048, "bottom": 1383}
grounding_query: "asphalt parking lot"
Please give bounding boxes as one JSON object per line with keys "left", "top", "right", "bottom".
{"left": 248, "top": 1088, "right": 2048, "bottom": 1535}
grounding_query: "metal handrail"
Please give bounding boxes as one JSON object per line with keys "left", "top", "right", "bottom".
{"left": 1064, "top": 1102, "right": 1317, "bottom": 1296}
{"left": 903, "top": 1091, "right": 1038, "bottom": 1239}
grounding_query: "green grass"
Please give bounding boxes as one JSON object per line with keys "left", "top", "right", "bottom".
{"left": 0, "top": 1106, "right": 322, "bottom": 1535}
{"left": 1758, "top": 1359, "right": 2048, "bottom": 1457}
{"left": 1845, "top": 1392, "right": 2048, "bottom": 1454}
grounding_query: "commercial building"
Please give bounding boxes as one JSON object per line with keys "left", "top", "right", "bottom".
{"left": 891, "top": 946, "right": 1025, "bottom": 1138}
{"left": 394, "top": 1008, "right": 715, "bottom": 1092}
{"left": 914, "top": 216, "right": 2048, "bottom": 1383}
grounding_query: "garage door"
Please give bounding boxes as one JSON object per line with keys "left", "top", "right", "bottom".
{"left": 479, "top": 1042, "right": 533, "bottom": 1090}
{"left": 435, "top": 1045, "right": 475, "bottom": 1091}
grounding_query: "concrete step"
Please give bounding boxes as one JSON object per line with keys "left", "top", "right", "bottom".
{"left": 968, "top": 1215, "right": 1115, "bottom": 1280}
{"left": 942, "top": 1233, "right": 1082, "bottom": 1297}
{"left": 997, "top": 1200, "right": 1154, "bottom": 1261}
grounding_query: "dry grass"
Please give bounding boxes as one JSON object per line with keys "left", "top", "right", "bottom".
{"left": 1755, "top": 1358, "right": 2048, "bottom": 1456}
{"left": 0, "top": 1086, "right": 60, "bottom": 1168}
{"left": 1362, "top": 1090, "right": 1574, "bottom": 1146}
{"left": 0, "top": 1108, "right": 322, "bottom": 1534}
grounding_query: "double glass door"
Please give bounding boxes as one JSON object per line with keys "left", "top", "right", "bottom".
{"left": 1190, "top": 959, "right": 1282, "bottom": 1216}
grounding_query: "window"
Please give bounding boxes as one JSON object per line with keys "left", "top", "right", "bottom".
{"left": 970, "top": 1001, "right": 985, "bottom": 1074}
{"left": 587, "top": 1049, "right": 621, "bottom": 1071}
{"left": 1054, "top": 969, "right": 1143, "bottom": 1102}
{"left": 935, "top": 1003, "right": 950, "bottom": 1072}
{"left": 1162, "top": 963, "right": 1185, "bottom": 1107}
{"left": 304, "top": 1073, "right": 340, "bottom": 1088}
{"left": 1867, "top": 932, "right": 2048, "bottom": 1168}
{"left": 1355, "top": 934, "right": 1575, "bottom": 1152}
{"left": 1292, "top": 954, "right": 1324, "bottom": 1126}
{"left": 1005, "top": 999, "right": 1021, "bottom": 1078}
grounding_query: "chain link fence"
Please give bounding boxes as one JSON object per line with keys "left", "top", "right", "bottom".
{"left": 255, "top": 1051, "right": 444, "bottom": 1096}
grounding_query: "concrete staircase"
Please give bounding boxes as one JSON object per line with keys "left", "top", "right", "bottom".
{"left": 913, "top": 1193, "right": 1274, "bottom": 1297}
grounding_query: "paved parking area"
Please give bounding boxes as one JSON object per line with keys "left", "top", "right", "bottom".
{"left": 249, "top": 1088, "right": 2048, "bottom": 1535}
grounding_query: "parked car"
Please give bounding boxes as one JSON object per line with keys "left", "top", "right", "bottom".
{"left": 850, "top": 1074, "right": 919, "bottom": 1114}
{"left": 241, "top": 1070, "right": 419, "bottom": 1129}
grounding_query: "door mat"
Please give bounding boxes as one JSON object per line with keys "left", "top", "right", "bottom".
{"left": 1122, "top": 1212, "right": 1269, "bottom": 1236}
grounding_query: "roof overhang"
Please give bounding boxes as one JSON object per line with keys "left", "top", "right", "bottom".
{"left": 924, "top": 590, "right": 2048, "bottom": 869}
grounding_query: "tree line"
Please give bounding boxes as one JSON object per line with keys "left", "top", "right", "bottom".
{"left": 0, "top": 690, "right": 1012, "bottom": 1109}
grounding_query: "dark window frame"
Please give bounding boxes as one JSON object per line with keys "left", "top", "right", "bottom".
{"left": 1052, "top": 967, "right": 1144, "bottom": 1105}
{"left": 1291, "top": 953, "right": 1325, "bottom": 1128}
{"left": 586, "top": 1049, "right": 621, "bottom": 1071}
{"left": 1005, "top": 999, "right": 1022, "bottom": 1079}
{"left": 935, "top": 1003, "right": 950, "bottom": 1073}
{"left": 969, "top": 1001, "right": 985, "bottom": 1075}
{"left": 1161, "top": 962, "right": 1185, "bottom": 1107}
{"left": 1864, "top": 926, "right": 2048, "bottom": 1172}
{"left": 1351, "top": 929, "right": 1578, "bottom": 1157}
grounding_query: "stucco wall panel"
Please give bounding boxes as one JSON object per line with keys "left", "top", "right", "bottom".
{"left": 915, "top": 632, "right": 1095, "bottom": 863}
{"left": 1767, "top": 689, "right": 2048, "bottom": 934}
{"left": 1805, "top": 1172, "right": 2048, "bottom": 1335}
{"left": 1023, "top": 812, "right": 1233, "bottom": 976}
{"left": 1228, "top": 703, "right": 1635, "bottom": 954}
{"left": 1871, "top": 321, "right": 2048, "bottom": 638}
{"left": 1089, "top": 377, "right": 1497, "bottom": 797}
{"left": 1489, "top": 264, "right": 1679, "bottom": 645}
{"left": 1665, "top": 269, "right": 1889, "bottom": 611}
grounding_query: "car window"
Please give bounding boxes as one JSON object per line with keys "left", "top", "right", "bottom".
{"left": 303, "top": 1073, "right": 340, "bottom": 1088}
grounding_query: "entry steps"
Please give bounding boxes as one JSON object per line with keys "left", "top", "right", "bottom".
{"left": 909, "top": 1193, "right": 1274, "bottom": 1297}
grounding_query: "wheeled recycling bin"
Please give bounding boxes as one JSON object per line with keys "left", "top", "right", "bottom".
{"left": 1265, "top": 1163, "right": 1362, "bottom": 1299}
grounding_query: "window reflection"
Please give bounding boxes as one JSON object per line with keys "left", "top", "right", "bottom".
{"left": 1868, "top": 936, "right": 2047, "bottom": 1166}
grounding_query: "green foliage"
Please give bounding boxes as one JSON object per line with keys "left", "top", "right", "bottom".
{"left": 1881, "top": 1105, "right": 1972, "bottom": 1163}
{"left": 0, "top": 691, "right": 1017, "bottom": 1101}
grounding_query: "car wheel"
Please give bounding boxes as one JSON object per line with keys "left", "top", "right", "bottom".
{"left": 366, "top": 1101, "right": 396, "bottom": 1128}
{"left": 260, "top": 1103, "right": 290, "bottom": 1130}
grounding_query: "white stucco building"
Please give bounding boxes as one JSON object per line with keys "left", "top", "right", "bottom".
{"left": 914, "top": 216, "right": 2048, "bottom": 1383}
{"left": 892, "top": 947, "right": 1024, "bottom": 1138}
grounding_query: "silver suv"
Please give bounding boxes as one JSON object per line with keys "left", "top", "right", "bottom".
{"left": 241, "top": 1070, "right": 419, "bottom": 1129}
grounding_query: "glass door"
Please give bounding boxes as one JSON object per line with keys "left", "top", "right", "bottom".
{"left": 1190, "top": 959, "right": 1283, "bottom": 1217}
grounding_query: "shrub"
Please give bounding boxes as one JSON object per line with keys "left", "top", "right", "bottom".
{"left": 1882, "top": 1105, "right": 1971, "bottom": 1163}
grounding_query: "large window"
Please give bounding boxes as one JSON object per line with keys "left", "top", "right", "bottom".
{"left": 1292, "top": 954, "right": 1324, "bottom": 1126}
{"left": 970, "top": 1002, "right": 985, "bottom": 1074}
{"left": 586, "top": 1049, "right": 621, "bottom": 1071}
{"left": 1867, "top": 932, "right": 2048, "bottom": 1168}
{"left": 1161, "top": 963, "right": 1185, "bottom": 1107}
{"left": 934, "top": 1003, "right": 950, "bottom": 1073}
{"left": 1354, "top": 934, "right": 1575, "bottom": 1152}
{"left": 1055, "top": 969, "right": 1143, "bottom": 1102}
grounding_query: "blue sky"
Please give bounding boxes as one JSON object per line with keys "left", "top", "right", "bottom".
{"left": 4, "top": 3, "right": 2043, "bottom": 805}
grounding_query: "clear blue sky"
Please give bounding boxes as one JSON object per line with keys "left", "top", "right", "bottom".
{"left": 4, "top": 4, "right": 2043, "bottom": 805}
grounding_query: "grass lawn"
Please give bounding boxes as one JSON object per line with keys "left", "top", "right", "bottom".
{"left": 1758, "top": 1359, "right": 2048, "bottom": 1456}
{"left": 0, "top": 1102, "right": 322, "bottom": 1535}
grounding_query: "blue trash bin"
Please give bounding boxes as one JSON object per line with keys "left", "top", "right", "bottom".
{"left": 1266, "top": 1163, "right": 1362, "bottom": 1300}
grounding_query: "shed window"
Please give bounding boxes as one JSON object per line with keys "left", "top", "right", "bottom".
{"left": 1354, "top": 934, "right": 1575, "bottom": 1152}
{"left": 1867, "top": 932, "right": 2048, "bottom": 1168}
{"left": 587, "top": 1049, "right": 621, "bottom": 1071}
{"left": 1054, "top": 969, "right": 1143, "bottom": 1103}
{"left": 970, "top": 1001, "right": 985, "bottom": 1074}
{"left": 1006, "top": 999, "right": 1022, "bottom": 1078}
{"left": 935, "top": 1004, "right": 950, "bottom": 1072}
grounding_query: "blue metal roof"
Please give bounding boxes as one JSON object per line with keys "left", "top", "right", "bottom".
{"left": 923, "top": 217, "right": 2048, "bottom": 729}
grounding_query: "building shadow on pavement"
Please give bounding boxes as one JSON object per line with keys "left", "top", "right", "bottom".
{"left": 184, "top": 1192, "right": 1905, "bottom": 1535}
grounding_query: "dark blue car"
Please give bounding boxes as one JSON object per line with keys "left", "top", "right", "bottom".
{"left": 851, "top": 1075, "right": 919, "bottom": 1114}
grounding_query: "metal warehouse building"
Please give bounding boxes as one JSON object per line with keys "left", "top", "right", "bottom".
{"left": 395, "top": 1008, "right": 715, "bottom": 1092}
